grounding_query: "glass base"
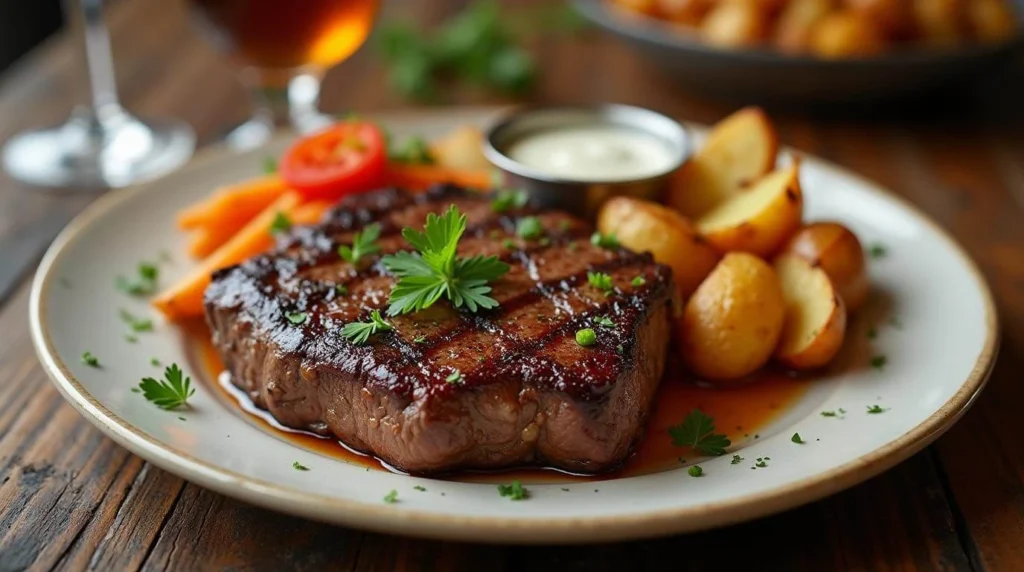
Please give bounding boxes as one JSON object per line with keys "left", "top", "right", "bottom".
{"left": 1, "top": 107, "right": 196, "bottom": 191}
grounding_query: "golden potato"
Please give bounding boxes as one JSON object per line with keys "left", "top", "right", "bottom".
{"left": 911, "top": 0, "right": 966, "bottom": 47}
{"left": 597, "top": 197, "right": 721, "bottom": 299}
{"left": 844, "top": 0, "right": 913, "bottom": 38}
{"left": 696, "top": 164, "right": 803, "bottom": 257}
{"left": 430, "top": 126, "right": 490, "bottom": 171}
{"left": 775, "top": 0, "right": 834, "bottom": 53}
{"left": 809, "top": 11, "right": 888, "bottom": 58}
{"left": 780, "top": 222, "right": 868, "bottom": 312}
{"left": 701, "top": 0, "right": 769, "bottom": 49}
{"left": 657, "top": 0, "right": 713, "bottom": 25}
{"left": 774, "top": 254, "right": 848, "bottom": 369}
{"left": 967, "top": 0, "right": 1017, "bottom": 44}
{"left": 681, "top": 252, "right": 786, "bottom": 380}
{"left": 668, "top": 107, "right": 779, "bottom": 218}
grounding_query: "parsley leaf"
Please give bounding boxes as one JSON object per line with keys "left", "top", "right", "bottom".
{"left": 791, "top": 432, "right": 805, "bottom": 444}
{"left": 338, "top": 223, "right": 382, "bottom": 265}
{"left": 82, "top": 352, "right": 100, "bottom": 368}
{"left": 445, "top": 369, "right": 463, "bottom": 384}
{"left": 383, "top": 489, "right": 399, "bottom": 504}
{"left": 116, "top": 261, "right": 159, "bottom": 296}
{"left": 867, "top": 404, "right": 887, "bottom": 414}
{"left": 293, "top": 461, "right": 310, "bottom": 471}
{"left": 492, "top": 189, "right": 528, "bottom": 213}
{"left": 389, "top": 136, "right": 435, "bottom": 164}
{"left": 591, "top": 232, "right": 619, "bottom": 249}
{"left": 341, "top": 310, "right": 393, "bottom": 345}
{"left": 668, "top": 409, "right": 731, "bottom": 456}
{"left": 516, "top": 216, "right": 543, "bottom": 239}
{"left": 382, "top": 205, "right": 510, "bottom": 315}
{"left": 138, "top": 364, "right": 195, "bottom": 410}
{"left": 497, "top": 481, "right": 528, "bottom": 500}
{"left": 269, "top": 211, "right": 292, "bottom": 234}
{"left": 587, "top": 271, "right": 613, "bottom": 292}
{"left": 119, "top": 309, "right": 154, "bottom": 333}
{"left": 594, "top": 316, "right": 615, "bottom": 328}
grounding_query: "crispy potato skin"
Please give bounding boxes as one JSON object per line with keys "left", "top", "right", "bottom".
{"left": 697, "top": 164, "right": 804, "bottom": 257}
{"left": 668, "top": 107, "right": 779, "bottom": 219}
{"left": 781, "top": 222, "right": 868, "bottom": 312}
{"left": 701, "top": 0, "right": 770, "bottom": 48}
{"left": 680, "top": 253, "right": 786, "bottom": 380}
{"left": 809, "top": 11, "right": 888, "bottom": 58}
{"left": 774, "top": 254, "right": 848, "bottom": 369}
{"left": 775, "top": 0, "right": 833, "bottom": 53}
{"left": 598, "top": 197, "right": 721, "bottom": 299}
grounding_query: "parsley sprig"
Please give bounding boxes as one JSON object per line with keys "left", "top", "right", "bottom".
{"left": 116, "top": 262, "right": 159, "bottom": 296}
{"left": 338, "top": 223, "right": 382, "bottom": 265}
{"left": 497, "top": 481, "right": 528, "bottom": 500}
{"left": 492, "top": 189, "right": 528, "bottom": 213}
{"left": 138, "top": 364, "right": 195, "bottom": 410}
{"left": 382, "top": 205, "right": 509, "bottom": 315}
{"left": 668, "top": 409, "right": 731, "bottom": 457}
{"left": 341, "top": 310, "right": 393, "bottom": 345}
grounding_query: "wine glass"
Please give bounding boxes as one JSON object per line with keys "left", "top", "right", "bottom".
{"left": 1, "top": 0, "right": 196, "bottom": 190}
{"left": 189, "top": 0, "right": 381, "bottom": 150}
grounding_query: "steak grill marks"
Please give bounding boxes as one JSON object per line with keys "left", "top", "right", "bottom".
{"left": 208, "top": 185, "right": 672, "bottom": 401}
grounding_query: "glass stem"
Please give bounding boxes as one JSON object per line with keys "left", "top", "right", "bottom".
{"left": 80, "top": 0, "right": 124, "bottom": 125}
{"left": 245, "top": 67, "right": 329, "bottom": 134}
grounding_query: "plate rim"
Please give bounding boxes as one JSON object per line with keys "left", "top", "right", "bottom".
{"left": 28, "top": 110, "right": 999, "bottom": 544}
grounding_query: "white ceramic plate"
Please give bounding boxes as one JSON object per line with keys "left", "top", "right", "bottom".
{"left": 30, "top": 108, "right": 997, "bottom": 544}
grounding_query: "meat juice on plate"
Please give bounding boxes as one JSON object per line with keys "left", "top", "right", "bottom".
{"left": 190, "top": 327, "right": 810, "bottom": 483}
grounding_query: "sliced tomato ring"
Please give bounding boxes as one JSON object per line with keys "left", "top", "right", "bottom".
{"left": 279, "top": 121, "right": 388, "bottom": 201}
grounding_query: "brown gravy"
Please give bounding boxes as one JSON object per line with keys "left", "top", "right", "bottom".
{"left": 190, "top": 327, "right": 810, "bottom": 483}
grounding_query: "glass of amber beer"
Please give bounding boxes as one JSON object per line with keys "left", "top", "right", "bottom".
{"left": 190, "top": 0, "right": 380, "bottom": 149}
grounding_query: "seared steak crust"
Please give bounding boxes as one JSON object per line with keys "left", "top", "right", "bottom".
{"left": 205, "top": 185, "right": 673, "bottom": 474}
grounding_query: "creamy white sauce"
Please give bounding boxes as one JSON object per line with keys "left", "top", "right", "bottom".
{"left": 505, "top": 126, "right": 676, "bottom": 182}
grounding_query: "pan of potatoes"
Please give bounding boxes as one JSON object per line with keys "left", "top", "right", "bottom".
{"left": 597, "top": 107, "right": 870, "bottom": 380}
{"left": 573, "top": 0, "right": 1023, "bottom": 101}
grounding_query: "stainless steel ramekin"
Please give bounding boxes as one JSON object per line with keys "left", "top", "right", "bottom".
{"left": 483, "top": 104, "right": 689, "bottom": 219}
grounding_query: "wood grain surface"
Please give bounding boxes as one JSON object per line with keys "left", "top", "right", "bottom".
{"left": 1, "top": 0, "right": 1023, "bottom": 570}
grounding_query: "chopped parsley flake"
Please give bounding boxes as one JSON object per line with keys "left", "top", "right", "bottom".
{"left": 868, "top": 243, "right": 887, "bottom": 259}
{"left": 688, "top": 465, "right": 703, "bottom": 477}
{"left": 292, "top": 461, "right": 310, "bottom": 471}
{"left": 445, "top": 369, "right": 463, "bottom": 384}
{"left": 594, "top": 316, "right": 615, "bottom": 328}
{"left": 341, "top": 310, "right": 393, "bottom": 345}
{"left": 119, "top": 309, "right": 154, "bottom": 333}
{"left": 124, "top": 335, "right": 138, "bottom": 343}
{"left": 791, "top": 432, "right": 805, "bottom": 444}
{"left": 414, "top": 485, "right": 427, "bottom": 492}
{"left": 516, "top": 216, "right": 543, "bottom": 239}
{"left": 262, "top": 156, "right": 278, "bottom": 173}
{"left": 867, "top": 404, "right": 887, "bottom": 414}
{"left": 414, "top": 335, "right": 427, "bottom": 344}
{"left": 731, "top": 455, "right": 744, "bottom": 465}
{"left": 631, "top": 276, "right": 646, "bottom": 287}
{"left": 502, "top": 238, "right": 516, "bottom": 250}
{"left": 150, "top": 357, "right": 161, "bottom": 367}
{"left": 285, "top": 311, "right": 308, "bottom": 325}
{"left": 269, "top": 211, "right": 292, "bottom": 234}
{"left": 587, "top": 271, "right": 613, "bottom": 292}
{"left": 867, "top": 327, "right": 877, "bottom": 340}
{"left": 821, "top": 410, "right": 838, "bottom": 417}
{"left": 383, "top": 489, "right": 399, "bottom": 504}
{"left": 497, "top": 481, "right": 528, "bottom": 500}
{"left": 491, "top": 189, "right": 528, "bottom": 213}
{"left": 138, "top": 363, "right": 195, "bottom": 410}
{"left": 116, "top": 261, "right": 159, "bottom": 296}
{"left": 82, "top": 352, "right": 100, "bottom": 368}
{"left": 575, "top": 328, "right": 597, "bottom": 347}
{"left": 870, "top": 355, "right": 887, "bottom": 370}
{"left": 335, "top": 284, "right": 349, "bottom": 296}
{"left": 754, "top": 458, "right": 768, "bottom": 468}
{"left": 590, "top": 232, "right": 618, "bottom": 249}
{"left": 668, "top": 409, "right": 731, "bottom": 456}
{"left": 616, "top": 344, "right": 624, "bottom": 354}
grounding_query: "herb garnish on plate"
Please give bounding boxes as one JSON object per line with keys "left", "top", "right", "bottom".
{"left": 138, "top": 363, "right": 195, "bottom": 410}
{"left": 669, "top": 409, "right": 731, "bottom": 457}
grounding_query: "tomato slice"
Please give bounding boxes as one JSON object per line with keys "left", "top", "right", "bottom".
{"left": 279, "top": 121, "right": 388, "bottom": 201}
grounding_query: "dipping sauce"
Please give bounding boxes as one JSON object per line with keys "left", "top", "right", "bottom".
{"left": 504, "top": 125, "right": 679, "bottom": 182}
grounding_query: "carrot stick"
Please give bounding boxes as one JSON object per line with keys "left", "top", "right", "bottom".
{"left": 154, "top": 192, "right": 302, "bottom": 321}
{"left": 177, "top": 175, "right": 287, "bottom": 230}
{"left": 290, "top": 200, "right": 332, "bottom": 225}
{"left": 386, "top": 164, "right": 494, "bottom": 191}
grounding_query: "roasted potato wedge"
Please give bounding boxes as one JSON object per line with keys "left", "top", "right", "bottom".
{"left": 701, "top": 0, "right": 769, "bottom": 48}
{"left": 775, "top": 0, "right": 833, "bottom": 53}
{"left": 774, "top": 254, "right": 847, "bottom": 370}
{"left": 911, "top": 0, "right": 966, "bottom": 47}
{"left": 680, "top": 253, "right": 786, "bottom": 380}
{"left": 780, "top": 222, "right": 868, "bottom": 312}
{"left": 657, "top": 0, "right": 713, "bottom": 25}
{"left": 696, "top": 164, "right": 803, "bottom": 257}
{"left": 967, "top": 0, "right": 1017, "bottom": 43}
{"left": 668, "top": 107, "right": 779, "bottom": 218}
{"left": 809, "top": 11, "right": 888, "bottom": 58}
{"left": 597, "top": 197, "right": 720, "bottom": 299}
{"left": 430, "top": 126, "right": 490, "bottom": 171}
{"left": 844, "top": 0, "right": 913, "bottom": 37}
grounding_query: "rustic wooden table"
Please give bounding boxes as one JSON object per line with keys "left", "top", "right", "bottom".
{"left": 2, "top": 1, "right": 1023, "bottom": 570}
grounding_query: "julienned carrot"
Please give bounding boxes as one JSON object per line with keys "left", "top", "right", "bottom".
{"left": 154, "top": 192, "right": 302, "bottom": 321}
{"left": 386, "top": 164, "right": 494, "bottom": 191}
{"left": 290, "top": 200, "right": 332, "bottom": 225}
{"left": 177, "top": 175, "right": 287, "bottom": 230}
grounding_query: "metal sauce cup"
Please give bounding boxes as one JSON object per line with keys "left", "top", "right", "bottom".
{"left": 483, "top": 104, "right": 689, "bottom": 220}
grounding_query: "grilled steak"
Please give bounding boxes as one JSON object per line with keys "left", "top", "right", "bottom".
{"left": 205, "top": 185, "right": 674, "bottom": 474}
